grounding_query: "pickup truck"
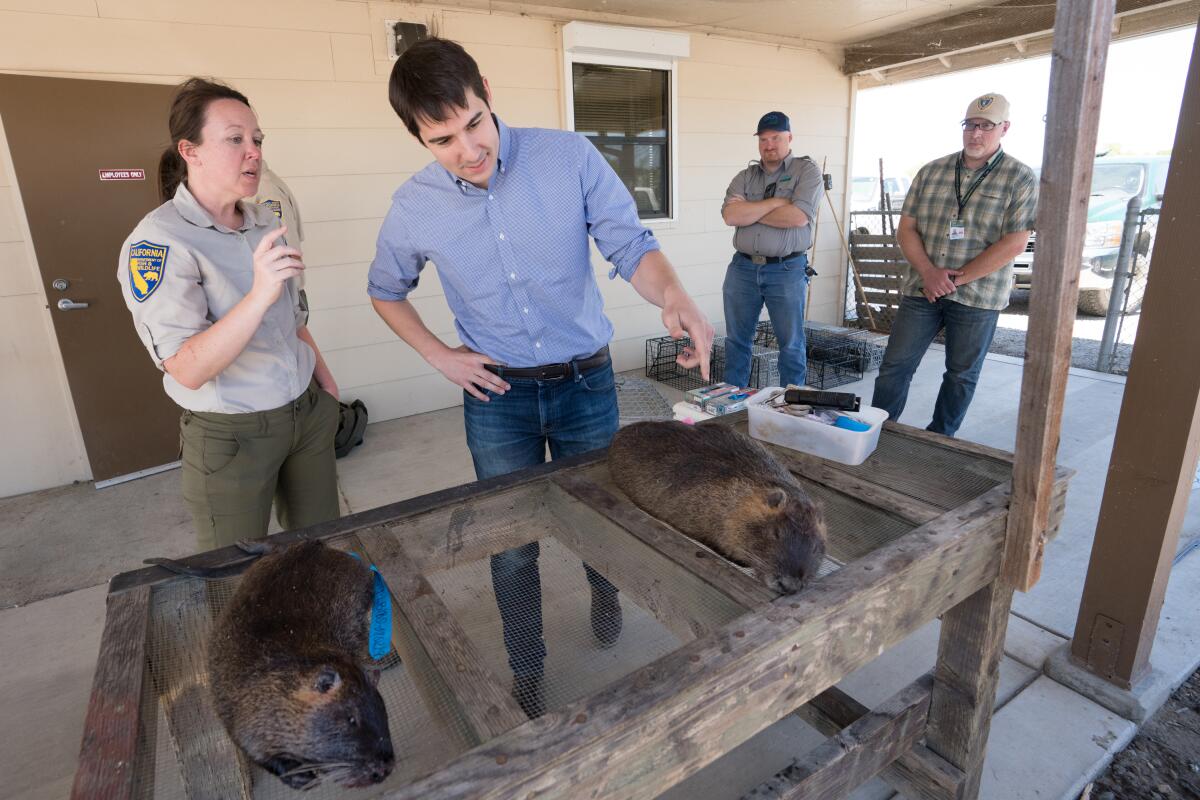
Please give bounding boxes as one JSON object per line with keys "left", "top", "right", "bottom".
{"left": 1012, "top": 155, "right": 1169, "bottom": 315}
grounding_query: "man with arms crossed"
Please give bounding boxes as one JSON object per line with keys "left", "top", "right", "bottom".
{"left": 721, "top": 111, "right": 823, "bottom": 388}
{"left": 871, "top": 93, "right": 1037, "bottom": 436}
{"left": 368, "top": 38, "right": 714, "bottom": 718}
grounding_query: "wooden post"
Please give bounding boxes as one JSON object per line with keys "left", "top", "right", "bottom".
{"left": 1069, "top": 23, "right": 1200, "bottom": 688}
{"left": 1003, "top": 0, "right": 1116, "bottom": 591}
{"left": 925, "top": 579, "right": 1015, "bottom": 800}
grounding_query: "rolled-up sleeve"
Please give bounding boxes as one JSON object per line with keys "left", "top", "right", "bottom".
{"left": 117, "top": 224, "right": 209, "bottom": 370}
{"left": 722, "top": 168, "right": 748, "bottom": 211}
{"left": 1005, "top": 167, "right": 1039, "bottom": 234}
{"left": 791, "top": 159, "right": 824, "bottom": 221}
{"left": 367, "top": 202, "right": 424, "bottom": 301}
{"left": 576, "top": 135, "right": 660, "bottom": 281}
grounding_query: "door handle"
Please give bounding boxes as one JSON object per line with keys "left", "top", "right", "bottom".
{"left": 57, "top": 299, "right": 89, "bottom": 311}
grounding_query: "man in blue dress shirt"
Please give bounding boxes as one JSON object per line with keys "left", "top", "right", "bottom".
{"left": 368, "top": 38, "right": 714, "bottom": 719}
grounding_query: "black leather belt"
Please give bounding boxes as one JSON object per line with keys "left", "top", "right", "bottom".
{"left": 484, "top": 346, "right": 609, "bottom": 380}
{"left": 738, "top": 251, "right": 805, "bottom": 265}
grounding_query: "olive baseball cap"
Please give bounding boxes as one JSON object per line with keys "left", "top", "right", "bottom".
{"left": 963, "top": 93, "right": 1010, "bottom": 124}
{"left": 755, "top": 111, "right": 790, "bottom": 135}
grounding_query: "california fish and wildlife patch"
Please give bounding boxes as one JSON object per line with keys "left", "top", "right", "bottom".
{"left": 128, "top": 240, "right": 169, "bottom": 302}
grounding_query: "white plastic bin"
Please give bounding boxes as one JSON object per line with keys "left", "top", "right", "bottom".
{"left": 746, "top": 387, "right": 888, "bottom": 465}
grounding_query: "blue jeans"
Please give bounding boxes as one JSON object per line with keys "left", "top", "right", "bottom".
{"left": 871, "top": 295, "right": 1000, "bottom": 437}
{"left": 722, "top": 252, "right": 809, "bottom": 387}
{"left": 463, "top": 355, "right": 619, "bottom": 679}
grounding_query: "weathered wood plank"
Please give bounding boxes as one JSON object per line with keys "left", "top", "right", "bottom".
{"left": 379, "top": 483, "right": 1012, "bottom": 800}
{"left": 848, "top": 233, "right": 898, "bottom": 245}
{"left": 1004, "top": 0, "right": 1116, "bottom": 591}
{"left": 926, "top": 579, "right": 1015, "bottom": 800}
{"left": 148, "top": 582, "right": 251, "bottom": 799}
{"left": 858, "top": 276, "right": 906, "bottom": 292}
{"left": 382, "top": 484, "right": 555, "bottom": 574}
{"left": 111, "top": 449, "right": 608, "bottom": 594}
{"left": 551, "top": 468, "right": 777, "bottom": 609}
{"left": 796, "top": 684, "right": 963, "bottom": 800}
{"left": 72, "top": 586, "right": 152, "bottom": 800}
{"left": 356, "top": 527, "right": 529, "bottom": 740}
{"left": 883, "top": 421, "right": 1018, "bottom": 467}
{"left": 850, "top": 245, "right": 906, "bottom": 261}
{"left": 543, "top": 481, "right": 750, "bottom": 641}
{"left": 775, "top": 675, "right": 934, "bottom": 800}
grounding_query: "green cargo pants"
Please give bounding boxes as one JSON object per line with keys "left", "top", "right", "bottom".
{"left": 180, "top": 380, "right": 340, "bottom": 553}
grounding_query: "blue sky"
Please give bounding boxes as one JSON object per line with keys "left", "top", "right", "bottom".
{"left": 852, "top": 26, "right": 1196, "bottom": 179}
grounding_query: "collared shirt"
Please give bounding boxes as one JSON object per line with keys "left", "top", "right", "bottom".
{"left": 117, "top": 183, "right": 314, "bottom": 413}
{"left": 723, "top": 152, "right": 824, "bottom": 257}
{"left": 900, "top": 147, "right": 1039, "bottom": 310}
{"left": 367, "top": 117, "right": 660, "bottom": 367}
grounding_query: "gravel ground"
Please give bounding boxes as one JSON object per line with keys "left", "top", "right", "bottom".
{"left": 1084, "top": 667, "right": 1200, "bottom": 800}
{"left": 979, "top": 289, "right": 1140, "bottom": 375}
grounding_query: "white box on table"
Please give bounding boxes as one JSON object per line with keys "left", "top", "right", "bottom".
{"left": 746, "top": 386, "right": 888, "bottom": 466}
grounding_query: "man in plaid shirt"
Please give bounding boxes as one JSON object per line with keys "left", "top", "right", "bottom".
{"left": 871, "top": 93, "right": 1038, "bottom": 436}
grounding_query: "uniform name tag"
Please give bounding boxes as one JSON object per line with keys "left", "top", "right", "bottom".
{"left": 949, "top": 222, "right": 966, "bottom": 240}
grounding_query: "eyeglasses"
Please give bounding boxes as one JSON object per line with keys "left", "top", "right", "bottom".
{"left": 961, "top": 121, "right": 998, "bottom": 132}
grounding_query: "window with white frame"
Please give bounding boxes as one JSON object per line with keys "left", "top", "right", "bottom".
{"left": 562, "top": 22, "right": 688, "bottom": 222}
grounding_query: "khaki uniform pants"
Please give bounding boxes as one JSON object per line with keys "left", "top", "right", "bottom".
{"left": 180, "top": 380, "right": 340, "bottom": 552}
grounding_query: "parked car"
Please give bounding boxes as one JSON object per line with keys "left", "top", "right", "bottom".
{"left": 851, "top": 175, "right": 911, "bottom": 212}
{"left": 1012, "top": 155, "right": 1169, "bottom": 315}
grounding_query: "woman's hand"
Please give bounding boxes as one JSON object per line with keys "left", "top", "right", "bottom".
{"left": 249, "top": 226, "right": 304, "bottom": 306}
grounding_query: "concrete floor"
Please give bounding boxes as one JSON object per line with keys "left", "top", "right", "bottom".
{"left": 2, "top": 354, "right": 1199, "bottom": 800}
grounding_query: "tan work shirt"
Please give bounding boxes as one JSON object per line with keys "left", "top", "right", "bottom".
{"left": 117, "top": 183, "right": 314, "bottom": 413}
{"left": 723, "top": 153, "right": 824, "bottom": 257}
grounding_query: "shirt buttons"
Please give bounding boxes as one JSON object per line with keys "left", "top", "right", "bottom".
{"left": 499, "top": 232, "right": 506, "bottom": 240}
{"left": 510, "top": 272, "right": 516, "bottom": 279}
{"left": 522, "top": 307, "right": 529, "bottom": 314}
{"left": 535, "top": 342, "right": 542, "bottom": 348}
{"left": 488, "top": 195, "right": 494, "bottom": 201}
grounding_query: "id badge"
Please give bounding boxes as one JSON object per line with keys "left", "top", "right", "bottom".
{"left": 949, "top": 219, "right": 966, "bottom": 240}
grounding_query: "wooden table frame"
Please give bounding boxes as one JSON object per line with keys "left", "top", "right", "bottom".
{"left": 73, "top": 419, "right": 1070, "bottom": 800}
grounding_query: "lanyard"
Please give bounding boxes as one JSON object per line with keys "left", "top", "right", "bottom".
{"left": 955, "top": 150, "right": 1004, "bottom": 217}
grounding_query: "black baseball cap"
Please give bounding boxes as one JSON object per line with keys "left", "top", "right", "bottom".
{"left": 755, "top": 111, "right": 790, "bottom": 135}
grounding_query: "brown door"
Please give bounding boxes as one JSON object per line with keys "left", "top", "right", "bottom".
{"left": 0, "top": 76, "right": 180, "bottom": 482}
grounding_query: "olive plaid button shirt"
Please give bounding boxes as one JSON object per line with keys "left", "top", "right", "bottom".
{"left": 899, "top": 147, "right": 1039, "bottom": 310}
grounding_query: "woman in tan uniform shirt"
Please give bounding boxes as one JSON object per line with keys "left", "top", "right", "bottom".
{"left": 118, "top": 78, "right": 340, "bottom": 552}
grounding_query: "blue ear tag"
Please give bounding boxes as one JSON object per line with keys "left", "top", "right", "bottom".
{"left": 347, "top": 553, "right": 393, "bottom": 661}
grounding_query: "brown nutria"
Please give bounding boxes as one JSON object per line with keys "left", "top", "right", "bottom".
{"left": 608, "top": 421, "right": 827, "bottom": 594}
{"left": 151, "top": 539, "right": 396, "bottom": 790}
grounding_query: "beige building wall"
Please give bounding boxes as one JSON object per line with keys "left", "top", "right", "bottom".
{"left": 0, "top": 0, "right": 851, "bottom": 498}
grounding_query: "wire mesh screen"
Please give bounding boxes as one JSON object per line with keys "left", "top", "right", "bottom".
{"left": 422, "top": 488, "right": 750, "bottom": 718}
{"left": 615, "top": 374, "right": 673, "bottom": 426}
{"left": 796, "top": 477, "right": 916, "bottom": 565}
{"left": 838, "top": 433, "right": 1011, "bottom": 510}
{"left": 138, "top": 549, "right": 474, "bottom": 800}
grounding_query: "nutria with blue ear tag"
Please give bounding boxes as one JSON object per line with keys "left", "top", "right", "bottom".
{"left": 152, "top": 539, "right": 396, "bottom": 790}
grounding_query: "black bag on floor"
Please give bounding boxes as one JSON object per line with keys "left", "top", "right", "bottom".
{"left": 334, "top": 398, "right": 368, "bottom": 459}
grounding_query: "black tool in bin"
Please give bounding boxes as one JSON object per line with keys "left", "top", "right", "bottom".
{"left": 783, "top": 388, "right": 861, "bottom": 412}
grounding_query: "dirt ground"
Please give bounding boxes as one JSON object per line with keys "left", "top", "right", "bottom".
{"left": 1084, "top": 667, "right": 1200, "bottom": 800}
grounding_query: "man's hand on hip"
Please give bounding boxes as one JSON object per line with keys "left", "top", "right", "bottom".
{"left": 429, "top": 345, "right": 510, "bottom": 401}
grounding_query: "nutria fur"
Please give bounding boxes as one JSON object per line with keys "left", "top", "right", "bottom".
{"left": 205, "top": 539, "right": 395, "bottom": 790}
{"left": 608, "top": 421, "right": 827, "bottom": 593}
